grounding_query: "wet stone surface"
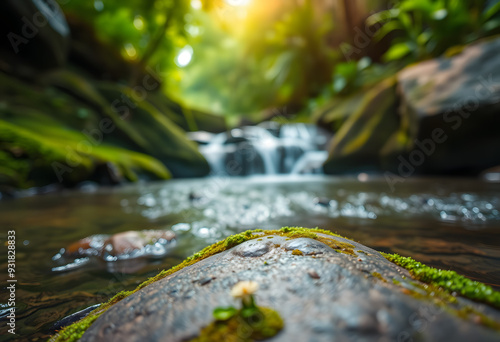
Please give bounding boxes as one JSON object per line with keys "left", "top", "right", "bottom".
{"left": 52, "top": 230, "right": 176, "bottom": 274}
{"left": 81, "top": 234, "right": 500, "bottom": 342}
{"left": 282, "top": 237, "right": 334, "bottom": 255}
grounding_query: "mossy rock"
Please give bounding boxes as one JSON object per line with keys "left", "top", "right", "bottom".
{"left": 0, "top": 117, "right": 171, "bottom": 187}
{"left": 146, "top": 92, "right": 227, "bottom": 133}
{"left": 95, "top": 82, "right": 210, "bottom": 177}
{"left": 322, "top": 77, "right": 406, "bottom": 174}
{"left": 51, "top": 227, "right": 500, "bottom": 342}
{"left": 0, "top": 68, "right": 211, "bottom": 188}
{"left": 397, "top": 37, "right": 500, "bottom": 174}
{"left": 42, "top": 70, "right": 210, "bottom": 177}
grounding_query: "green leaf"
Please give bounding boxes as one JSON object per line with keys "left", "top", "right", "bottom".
{"left": 333, "top": 76, "right": 347, "bottom": 93}
{"left": 373, "top": 21, "right": 404, "bottom": 42}
{"left": 366, "top": 9, "right": 399, "bottom": 27}
{"left": 482, "top": 1, "right": 500, "bottom": 22}
{"left": 398, "top": 12, "right": 413, "bottom": 32}
{"left": 241, "top": 306, "right": 260, "bottom": 319}
{"left": 417, "top": 31, "right": 431, "bottom": 46}
{"left": 399, "top": 0, "right": 436, "bottom": 15}
{"left": 483, "top": 18, "right": 500, "bottom": 32}
{"left": 213, "top": 307, "right": 237, "bottom": 321}
{"left": 383, "top": 42, "right": 412, "bottom": 62}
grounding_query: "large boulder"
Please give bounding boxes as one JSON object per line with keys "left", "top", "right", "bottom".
{"left": 95, "top": 82, "right": 210, "bottom": 178}
{"left": 43, "top": 69, "right": 211, "bottom": 178}
{"left": 0, "top": 66, "right": 213, "bottom": 188}
{"left": 0, "top": 71, "right": 173, "bottom": 188}
{"left": 397, "top": 37, "right": 500, "bottom": 174}
{"left": 322, "top": 37, "right": 500, "bottom": 176}
{"left": 52, "top": 228, "right": 500, "bottom": 342}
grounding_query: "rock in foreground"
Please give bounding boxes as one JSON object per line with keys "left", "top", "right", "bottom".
{"left": 53, "top": 228, "right": 500, "bottom": 342}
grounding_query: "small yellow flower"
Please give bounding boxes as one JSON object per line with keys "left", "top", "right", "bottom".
{"left": 231, "top": 281, "right": 259, "bottom": 299}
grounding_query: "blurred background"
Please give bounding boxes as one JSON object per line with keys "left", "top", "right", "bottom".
{"left": 1, "top": 0, "right": 500, "bottom": 340}
{"left": 1, "top": 0, "right": 500, "bottom": 187}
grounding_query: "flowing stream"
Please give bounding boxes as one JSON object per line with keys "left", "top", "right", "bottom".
{"left": 1, "top": 176, "right": 500, "bottom": 340}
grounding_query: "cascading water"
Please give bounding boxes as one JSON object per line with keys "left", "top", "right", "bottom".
{"left": 189, "top": 122, "right": 332, "bottom": 176}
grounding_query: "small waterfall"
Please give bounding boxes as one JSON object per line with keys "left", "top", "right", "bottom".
{"left": 190, "top": 122, "right": 332, "bottom": 176}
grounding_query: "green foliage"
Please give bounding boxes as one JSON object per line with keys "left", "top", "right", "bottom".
{"left": 0, "top": 67, "right": 220, "bottom": 188}
{"left": 0, "top": 117, "right": 172, "bottom": 187}
{"left": 213, "top": 307, "right": 237, "bottom": 321}
{"left": 191, "top": 307, "right": 284, "bottom": 342}
{"left": 368, "top": 0, "right": 500, "bottom": 61}
{"left": 61, "top": 0, "right": 188, "bottom": 65}
{"left": 248, "top": 0, "right": 337, "bottom": 104}
{"left": 172, "top": 0, "right": 338, "bottom": 120}
{"left": 56, "top": 0, "right": 500, "bottom": 123}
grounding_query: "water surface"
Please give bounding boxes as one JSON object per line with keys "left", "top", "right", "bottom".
{"left": 1, "top": 176, "right": 499, "bottom": 341}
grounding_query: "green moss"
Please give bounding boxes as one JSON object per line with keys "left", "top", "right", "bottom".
{"left": 315, "top": 235, "right": 355, "bottom": 255}
{"left": 456, "top": 306, "right": 500, "bottom": 330}
{"left": 50, "top": 227, "right": 348, "bottom": 342}
{"left": 397, "top": 280, "right": 500, "bottom": 331}
{"left": 189, "top": 307, "right": 284, "bottom": 342}
{"left": 0, "top": 118, "right": 171, "bottom": 188}
{"left": 0, "top": 70, "right": 214, "bottom": 188}
{"left": 371, "top": 272, "right": 387, "bottom": 282}
{"left": 383, "top": 253, "right": 500, "bottom": 309}
{"left": 49, "top": 291, "right": 131, "bottom": 342}
{"left": 49, "top": 313, "right": 101, "bottom": 342}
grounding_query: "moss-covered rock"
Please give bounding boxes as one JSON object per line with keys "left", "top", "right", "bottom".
{"left": 0, "top": 95, "right": 171, "bottom": 188}
{"left": 50, "top": 227, "right": 500, "bottom": 342}
{"left": 146, "top": 92, "right": 227, "bottom": 133}
{"left": 397, "top": 37, "right": 500, "bottom": 174}
{"left": 322, "top": 77, "right": 405, "bottom": 174}
{"left": 95, "top": 82, "right": 210, "bottom": 177}
{"left": 0, "top": 65, "right": 216, "bottom": 188}
{"left": 321, "top": 37, "right": 500, "bottom": 176}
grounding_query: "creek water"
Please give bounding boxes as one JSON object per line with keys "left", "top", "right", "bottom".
{"left": 1, "top": 175, "right": 500, "bottom": 341}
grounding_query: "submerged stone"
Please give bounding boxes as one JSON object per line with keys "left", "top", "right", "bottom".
{"left": 52, "top": 230, "right": 176, "bottom": 274}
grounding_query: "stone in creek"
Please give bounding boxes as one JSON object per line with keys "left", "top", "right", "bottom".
{"left": 63, "top": 230, "right": 176, "bottom": 261}
{"left": 312, "top": 197, "right": 334, "bottom": 207}
{"left": 80, "top": 234, "right": 500, "bottom": 342}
